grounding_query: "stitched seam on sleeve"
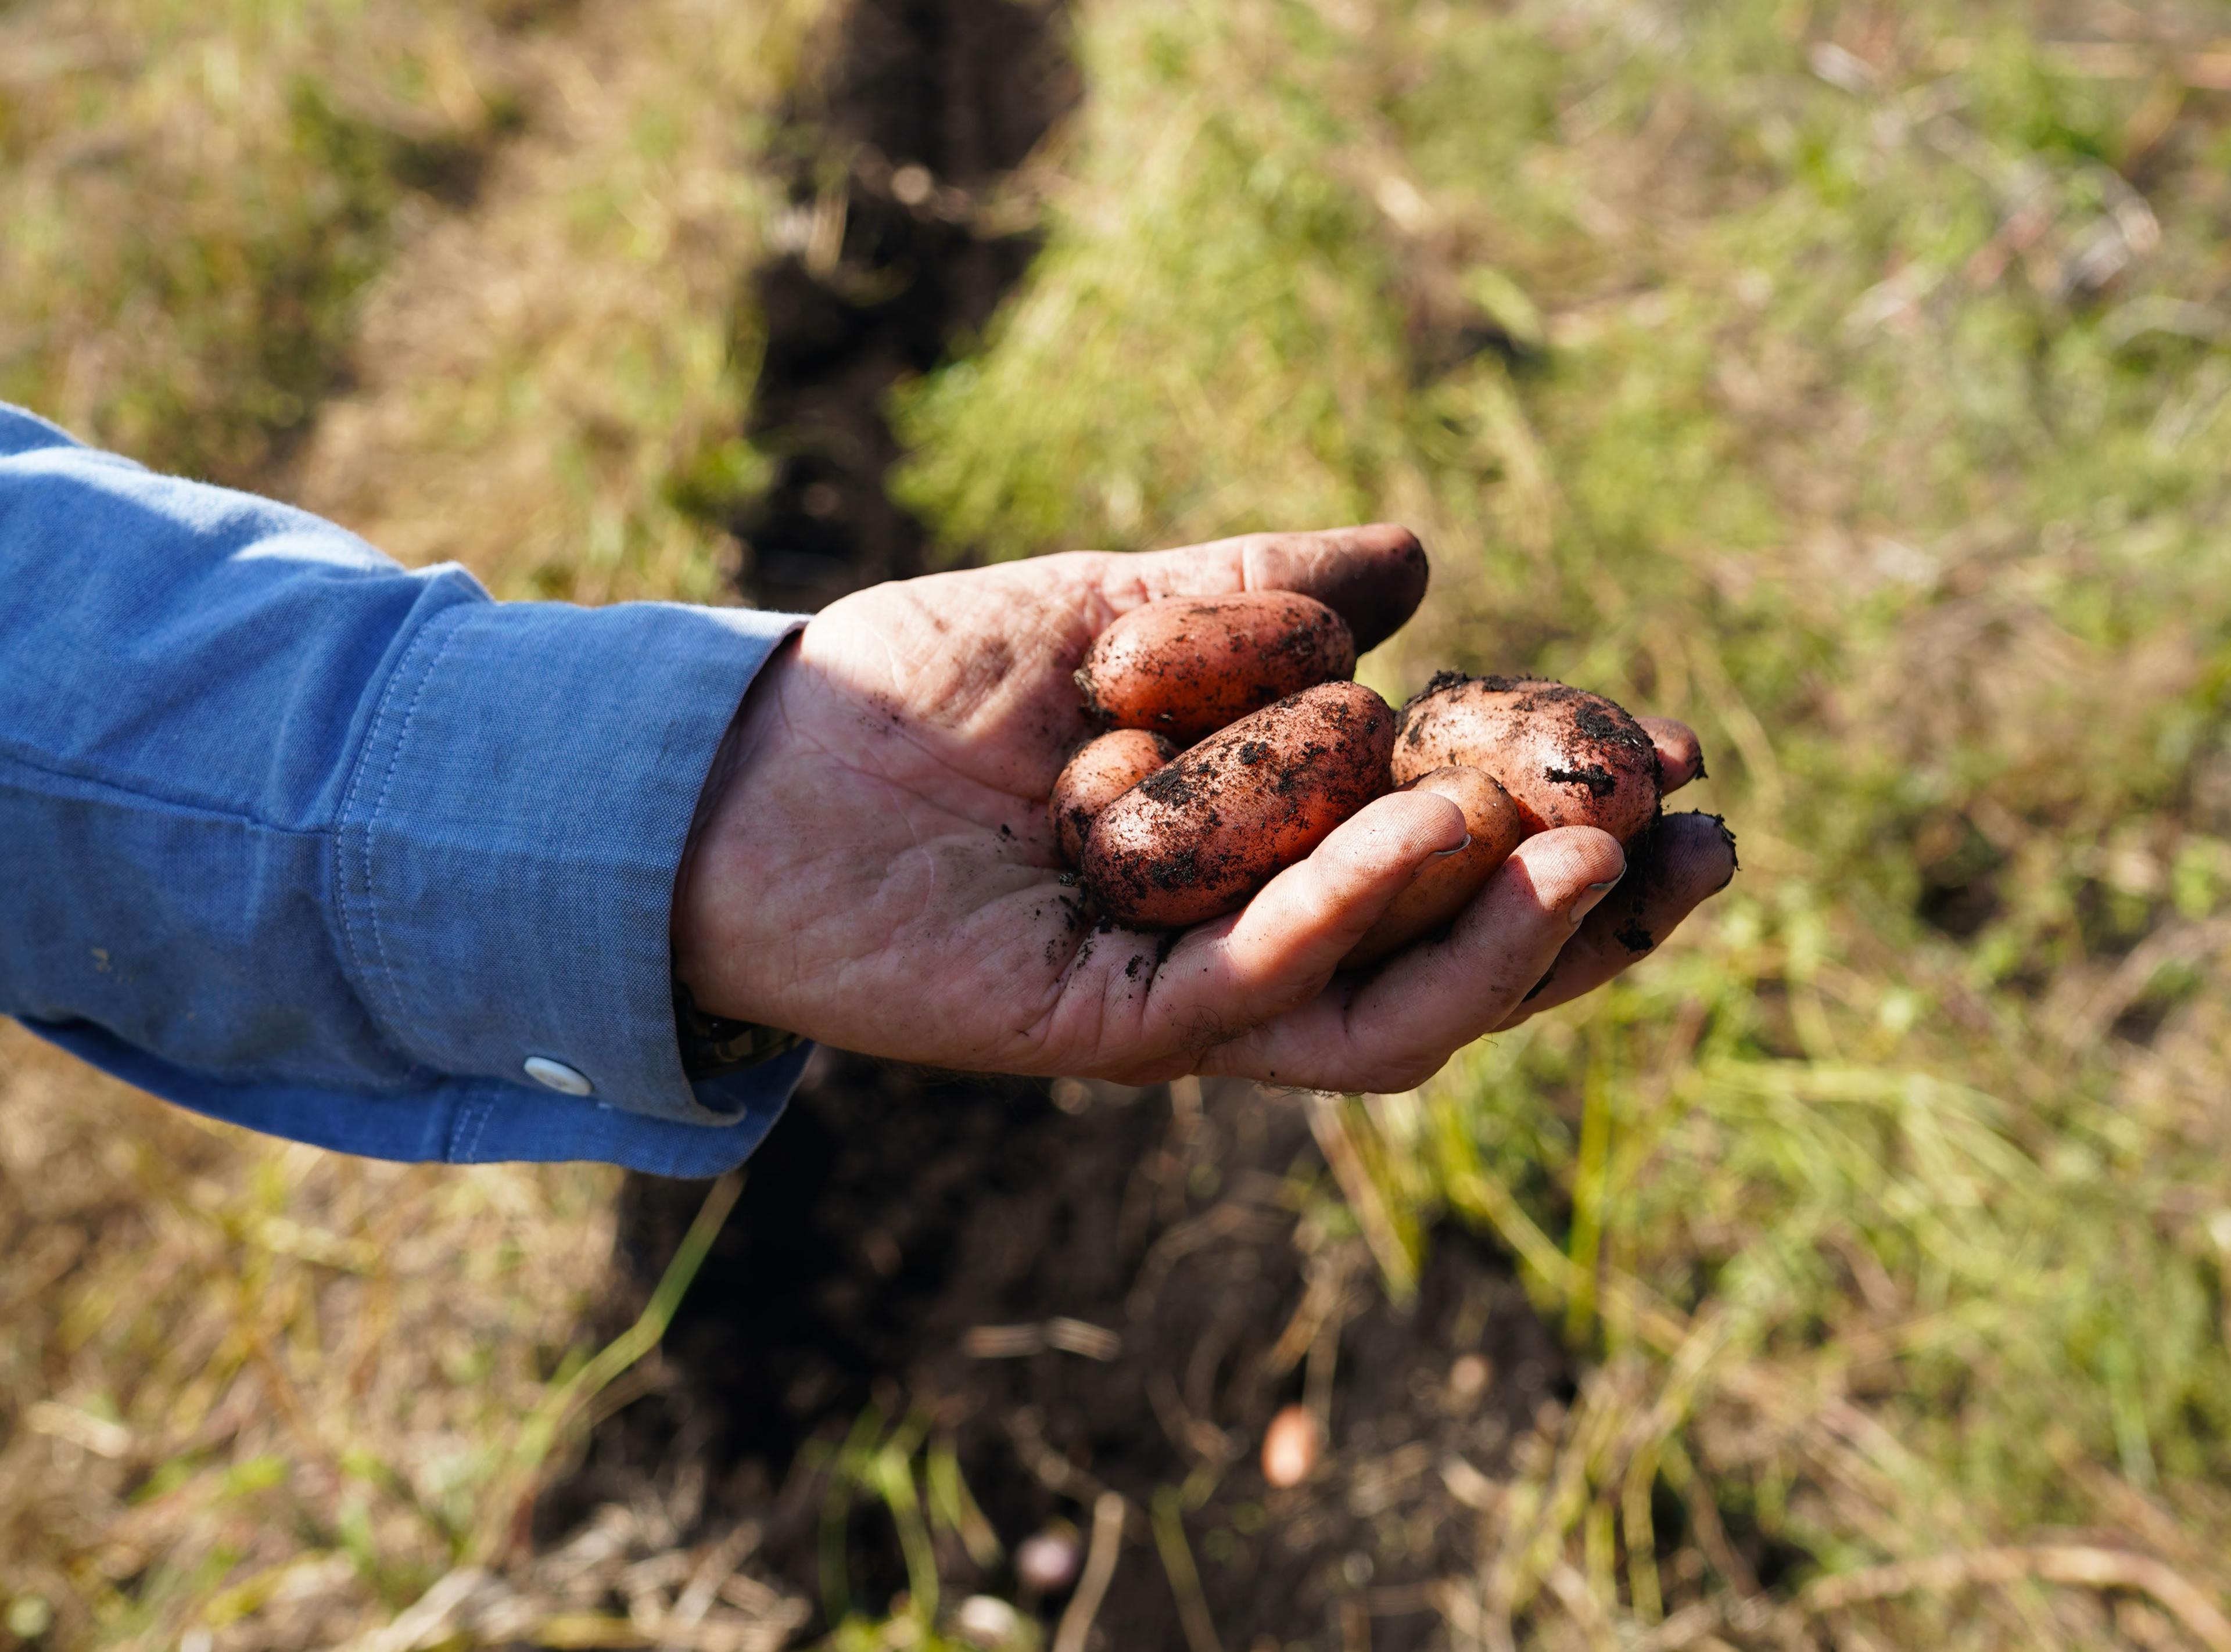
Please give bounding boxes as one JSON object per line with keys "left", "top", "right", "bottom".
{"left": 358, "top": 618, "right": 468, "bottom": 1045}
{"left": 465, "top": 1096, "right": 495, "bottom": 1160}
{"left": 333, "top": 607, "right": 468, "bottom": 1057}
{"left": 450, "top": 1095, "right": 492, "bottom": 1162}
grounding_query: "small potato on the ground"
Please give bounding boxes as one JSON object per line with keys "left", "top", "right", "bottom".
{"left": 1084, "top": 680, "right": 1394, "bottom": 928}
{"left": 1077, "top": 590, "right": 1356, "bottom": 742}
{"left": 1342, "top": 766, "right": 1525, "bottom": 967}
{"left": 1394, "top": 673, "right": 1660, "bottom": 843}
{"left": 1014, "top": 1528, "right": 1081, "bottom": 1594}
{"left": 1262, "top": 1403, "right": 1322, "bottom": 1487}
{"left": 1048, "top": 728, "right": 1176, "bottom": 865}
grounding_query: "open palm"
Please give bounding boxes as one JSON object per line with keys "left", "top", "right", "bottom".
{"left": 673, "top": 526, "right": 1733, "bottom": 1090}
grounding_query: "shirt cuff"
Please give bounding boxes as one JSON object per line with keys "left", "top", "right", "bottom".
{"left": 331, "top": 594, "right": 805, "bottom": 1126}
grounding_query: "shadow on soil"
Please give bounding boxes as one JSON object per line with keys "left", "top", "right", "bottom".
{"left": 729, "top": 0, "right": 1073, "bottom": 613}
{"left": 564, "top": 1066, "right": 1570, "bottom": 1648}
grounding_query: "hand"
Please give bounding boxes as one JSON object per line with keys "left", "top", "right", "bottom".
{"left": 672, "top": 527, "right": 1734, "bottom": 1090}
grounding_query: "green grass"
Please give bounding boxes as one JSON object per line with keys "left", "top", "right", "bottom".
{"left": 8, "top": 0, "right": 2231, "bottom": 1646}
{"left": 0, "top": 0, "right": 527, "bottom": 486}
{"left": 894, "top": 0, "right": 2231, "bottom": 1640}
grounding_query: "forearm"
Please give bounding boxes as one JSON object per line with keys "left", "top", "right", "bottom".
{"left": 0, "top": 404, "right": 810, "bottom": 1173}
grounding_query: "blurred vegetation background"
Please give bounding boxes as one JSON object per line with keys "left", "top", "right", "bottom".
{"left": 5, "top": 0, "right": 2231, "bottom": 1649}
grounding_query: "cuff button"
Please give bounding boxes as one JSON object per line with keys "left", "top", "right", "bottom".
{"left": 523, "top": 1057, "right": 594, "bottom": 1096}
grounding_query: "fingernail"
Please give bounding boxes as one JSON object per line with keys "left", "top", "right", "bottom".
{"left": 1569, "top": 871, "right": 1624, "bottom": 925}
{"left": 1433, "top": 834, "right": 1473, "bottom": 858}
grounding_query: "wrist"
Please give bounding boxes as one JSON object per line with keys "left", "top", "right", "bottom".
{"left": 671, "top": 630, "right": 800, "bottom": 1026}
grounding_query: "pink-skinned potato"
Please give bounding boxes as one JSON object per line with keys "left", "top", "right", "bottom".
{"left": 1084, "top": 681, "right": 1395, "bottom": 928}
{"left": 1341, "top": 766, "right": 1526, "bottom": 967}
{"left": 1393, "top": 674, "right": 1661, "bottom": 843}
{"left": 1077, "top": 591, "right": 1356, "bottom": 743}
{"left": 1048, "top": 728, "right": 1177, "bottom": 866}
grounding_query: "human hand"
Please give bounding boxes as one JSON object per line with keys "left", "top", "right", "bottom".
{"left": 671, "top": 527, "right": 1733, "bottom": 1089}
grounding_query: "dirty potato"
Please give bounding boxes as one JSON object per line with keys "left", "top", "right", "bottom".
{"left": 1077, "top": 591, "right": 1356, "bottom": 743}
{"left": 1393, "top": 674, "right": 1660, "bottom": 843}
{"left": 1048, "top": 728, "right": 1177, "bottom": 866}
{"left": 1084, "top": 681, "right": 1395, "bottom": 928}
{"left": 1342, "top": 766, "right": 1525, "bottom": 967}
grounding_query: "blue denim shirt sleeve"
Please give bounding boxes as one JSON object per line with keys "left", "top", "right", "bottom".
{"left": 0, "top": 403, "right": 812, "bottom": 1176}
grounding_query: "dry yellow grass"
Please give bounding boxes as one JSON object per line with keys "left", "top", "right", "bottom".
{"left": 1, "top": 2, "right": 827, "bottom": 1647}
{"left": 279, "top": 0, "right": 824, "bottom": 605}
{"left": 0, "top": 1022, "right": 619, "bottom": 1651}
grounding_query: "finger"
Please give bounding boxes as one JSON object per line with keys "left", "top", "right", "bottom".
{"left": 1195, "top": 827, "right": 1627, "bottom": 1092}
{"left": 1493, "top": 811, "right": 1737, "bottom": 1030}
{"left": 1638, "top": 716, "right": 1706, "bottom": 793}
{"left": 1130, "top": 790, "right": 1468, "bottom": 1050}
{"left": 1082, "top": 523, "right": 1430, "bottom": 651}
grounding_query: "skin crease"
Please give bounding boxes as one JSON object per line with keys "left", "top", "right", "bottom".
{"left": 672, "top": 525, "right": 1733, "bottom": 1091}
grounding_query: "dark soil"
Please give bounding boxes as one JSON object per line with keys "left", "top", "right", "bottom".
{"left": 544, "top": 2, "right": 1575, "bottom": 1642}
{"left": 727, "top": 0, "right": 1076, "bottom": 612}
{"left": 558, "top": 1059, "right": 1573, "bottom": 1647}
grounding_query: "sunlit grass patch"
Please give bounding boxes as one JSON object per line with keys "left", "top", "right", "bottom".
{"left": 893, "top": 0, "right": 2231, "bottom": 1639}
{"left": 279, "top": 0, "right": 830, "bottom": 604}
{"left": 0, "top": 0, "right": 528, "bottom": 486}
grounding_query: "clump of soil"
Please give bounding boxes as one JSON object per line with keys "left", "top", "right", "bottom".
{"left": 557, "top": 1054, "right": 1573, "bottom": 1646}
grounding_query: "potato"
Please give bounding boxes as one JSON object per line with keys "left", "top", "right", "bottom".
{"left": 1394, "top": 674, "right": 1660, "bottom": 843}
{"left": 1077, "top": 591, "right": 1356, "bottom": 743}
{"left": 1342, "top": 766, "right": 1525, "bottom": 967}
{"left": 1261, "top": 1403, "right": 1322, "bottom": 1488}
{"left": 1048, "top": 728, "right": 1177, "bottom": 866}
{"left": 1084, "top": 681, "right": 1395, "bottom": 928}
